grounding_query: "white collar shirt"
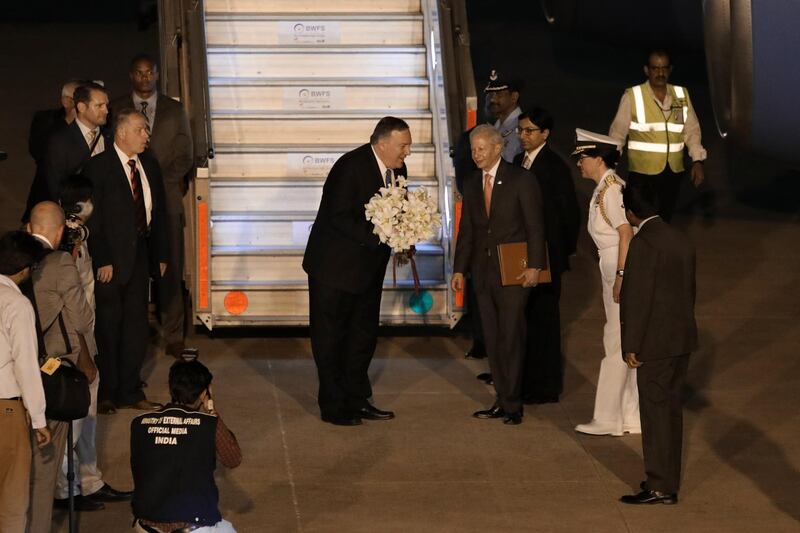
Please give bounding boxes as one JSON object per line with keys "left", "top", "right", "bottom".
{"left": 483, "top": 157, "right": 502, "bottom": 187}
{"left": 371, "top": 145, "right": 395, "bottom": 187}
{"left": 75, "top": 118, "right": 105, "bottom": 156}
{"left": 0, "top": 274, "right": 47, "bottom": 429}
{"left": 638, "top": 215, "right": 660, "bottom": 229}
{"left": 114, "top": 143, "right": 153, "bottom": 225}
{"left": 522, "top": 144, "right": 546, "bottom": 169}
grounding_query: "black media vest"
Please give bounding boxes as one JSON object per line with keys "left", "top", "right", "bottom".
{"left": 130, "top": 405, "right": 222, "bottom": 526}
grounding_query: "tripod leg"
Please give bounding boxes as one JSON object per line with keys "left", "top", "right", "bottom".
{"left": 67, "top": 421, "right": 75, "bottom": 533}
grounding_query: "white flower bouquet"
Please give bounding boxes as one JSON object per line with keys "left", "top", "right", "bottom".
{"left": 365, "top": 176, "right": 441, "bottom": 289}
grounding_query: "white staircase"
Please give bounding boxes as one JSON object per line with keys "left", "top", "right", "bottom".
{"left": 194, "top": 0, "right": 456, "bottom": 328}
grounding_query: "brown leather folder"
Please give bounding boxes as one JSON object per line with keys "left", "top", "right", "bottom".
{"left": 496, "top": 242, "right": 551, "bottom": 286}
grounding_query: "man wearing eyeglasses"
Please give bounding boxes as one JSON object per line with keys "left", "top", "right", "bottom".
{"left": 609, "top": 49, "right": 707, "bottom": 222}
{"left": 484, "top": 70, "right": 524, "bottom": 163}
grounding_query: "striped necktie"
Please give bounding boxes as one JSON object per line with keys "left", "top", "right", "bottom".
{"left": 127, "top": 160, "right": 148, "bottom": 234}
{"left": 140, "top": 101, "right": 151, "bottom": 136}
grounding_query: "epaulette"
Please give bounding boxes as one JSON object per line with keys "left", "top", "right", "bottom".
{"left": 603, "top": 174, "right": 621, "bottom": 187}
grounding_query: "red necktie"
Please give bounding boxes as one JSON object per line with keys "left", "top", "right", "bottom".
{"left": 127, "top": 159, "right": 148, "bottom": 234}
{"left": 483, "top": 173, "right": 493, "bottom": 216}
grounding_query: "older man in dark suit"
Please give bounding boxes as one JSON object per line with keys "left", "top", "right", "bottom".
{"left": 84, "top": 108, "right": 169, "bottom": 413}
{"left": 619, "top": 180, "right": 697, "bottom": 505}
{"left": 452, "top": 124, "right": 546, "bottom": 425}
{"left": 513, "top": 108, "right": 580, "bottom": 404}
{"left": 44, "top": 82, "right": 110, "bottom": 202}
{"left": 22, "top": 79, "right": 83, "bottom": 222}
{"left": 112, "top": 54, "right": 194, "bottom": 357}
{"left": 303, "top": 117, "right": 410, "bottom": 426}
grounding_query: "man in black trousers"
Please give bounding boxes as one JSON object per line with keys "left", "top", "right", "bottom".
{"left": 302, "top": 117, "right": 411, "bottom": 426}
{"left": 619, "top": 180, "right": 697, "bottom": 504}
{"left": 514, "top": 108, "right": 580, "bottom": 404}
{"left": 452, "top": 124, "right": 546, "bottom": 425}
{"left": 85, "top": 108, "right": 169, "bottom": 414}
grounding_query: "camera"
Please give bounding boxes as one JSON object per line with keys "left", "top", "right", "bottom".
{"left": 59, "top": 213, "right": 90, "bottom": 254}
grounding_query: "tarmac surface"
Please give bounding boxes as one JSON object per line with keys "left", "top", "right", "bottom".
{"left": 46, "top": 205, "right": 800, "bottom": 533}
{"left": 1, "top": 3, "right": 799, "bottom": 532}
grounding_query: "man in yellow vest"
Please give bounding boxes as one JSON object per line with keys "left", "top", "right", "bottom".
{"left": 609, "top": 49, "right": 707, "bottom": 221}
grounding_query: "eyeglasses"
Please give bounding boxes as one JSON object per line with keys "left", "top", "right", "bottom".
{"left": 515, "top": 126, "right": 541, "bottom": 135}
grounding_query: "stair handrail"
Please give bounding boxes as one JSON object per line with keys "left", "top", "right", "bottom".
{"left": 158, "top": 0, "right": 215, "bottom": 167}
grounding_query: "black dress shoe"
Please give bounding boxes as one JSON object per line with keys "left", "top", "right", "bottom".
{"left": 476, "top": 372, "right": 493, "bottom": 385}
{"left": 356, "top": 404, "right": 395, "bottom": 420}
{"left": 465, "top": 341, "right": 487, "bottom": 359}
{"left": 503, "top": 412, "right": 523, "bottom": 425}
{"left": 53, "top": 495, "right": 105, "bottom": 512}
{"left": 473, "top": 405, "right": 505, "bottom": 419}
{"left": 321, "top": 413, "right": 362, "bottom": 426}
{"left": 522, "top": 394, "right": 559, "bottom": 405}
{"left": 87, "top": 483, "right": 134, "bottom": 502}
{"left": 620, "top": 489, "right": 678, "bottom": 505}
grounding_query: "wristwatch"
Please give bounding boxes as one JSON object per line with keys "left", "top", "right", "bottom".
{"left": 616, "top": 269, "right": 624, "bottom": 277}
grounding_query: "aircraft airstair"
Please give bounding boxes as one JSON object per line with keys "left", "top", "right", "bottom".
{"left": 159, "top": 0, "right": 476, "bottom": 329}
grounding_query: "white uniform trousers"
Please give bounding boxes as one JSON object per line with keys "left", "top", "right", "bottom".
{"left": 593, "top": 247, "right": 640, "bottom": 431}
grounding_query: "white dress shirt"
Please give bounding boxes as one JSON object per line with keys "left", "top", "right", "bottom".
{"left": 522, "top": 144, "right": 546, "bottom": 170}
{"left": 483, "top": 157, "right": 502, "bottom": 187}
{"left": 0, "top": 274, "right": 47, "bottom": 429}
{"left": 371, "top": 145, "right": 395, "bottom": 186}
{"left": 75, "top": 118, "right": 105, "bottom": 156}
{"left": 114, "top": 143, "right": 153, "bottom": 225}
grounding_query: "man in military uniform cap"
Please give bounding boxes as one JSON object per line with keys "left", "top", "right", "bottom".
{"left": 484, "top": 70, "right": 524, "bottom": 163}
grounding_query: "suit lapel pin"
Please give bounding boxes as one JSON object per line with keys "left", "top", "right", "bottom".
{"left": 496, "top": 181, "right": 503, "bottom": 185}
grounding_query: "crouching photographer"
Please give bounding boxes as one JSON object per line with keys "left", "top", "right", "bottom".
{"left": 131, "top": 359, "right": 242, "bottom": 533}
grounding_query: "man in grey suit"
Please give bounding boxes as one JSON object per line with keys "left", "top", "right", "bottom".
{"left": 112, "top": 54, "right": 193, "bottom": 357}
{"left": 619, "top": 180, "right": 697, "bottom": 505}
{"left": 452, "top": 125, "right": 546, "bottom": 425}
{"left": 25, "top": 202, "right": 132, "bottom": 529}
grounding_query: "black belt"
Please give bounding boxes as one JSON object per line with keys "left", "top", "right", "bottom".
{"left": 135, "top": 520, "right": 201, "bottom": 533}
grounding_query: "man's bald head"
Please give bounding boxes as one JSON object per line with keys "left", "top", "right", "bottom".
{"left": 28, "top": 201, "right": 66, "bottom": 249}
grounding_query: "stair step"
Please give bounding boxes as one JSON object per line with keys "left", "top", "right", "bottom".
{"left": 206, "top": 15, "right": 423, "bottom": 47}
{"left": 211, "top": 251, "right": 444, "bottom": 284}
{"left": 207, "top": 47, "right": 426, "bottom": 79}
{"left": 208, "top": 283, "right": 447, "bottom": 325}
{"left": 208, "top": 76, "right": 429, "bottom": 87}
{"left": 211, "top": 212, "right": 442, "bottom": 246}
{"left": 209, "top": 145, "right": 436, "bottom": 180}
{"left": 209, "top": 179, "right": 439, "bottom": 213}
{"left": 210, "top": 113, "right": 432, "bottom": 145}
{"left": 211, "top": 242, "right": 443, "bottom": 255}
{"left": 205, "top": 0, "right": 422, "bottom": 15}
{"left": 209, "top": 80, "right": 429, "bottom": 112}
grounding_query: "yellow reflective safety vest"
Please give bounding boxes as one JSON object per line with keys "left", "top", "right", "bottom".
{"left": 626, "top": 83, "right": 690, "bottom": 174}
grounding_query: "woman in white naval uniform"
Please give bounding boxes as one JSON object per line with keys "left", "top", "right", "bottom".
{"left": 572, "top": 129, "right": 640, "bottom": 436}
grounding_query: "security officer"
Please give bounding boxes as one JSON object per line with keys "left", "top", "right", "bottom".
{"left": 484, "top": 70, "right": 524, "bottom": 163}
{"left": 609, "top": 49, "right": 707, "bottom": 221}
{"left": 572, "top": 129, "right": 640, "bottom": 437}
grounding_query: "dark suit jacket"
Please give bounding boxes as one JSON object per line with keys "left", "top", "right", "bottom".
{"left": 303, "top": 143, "right": 399, "bottom": 294}
{"left": 112, "top": 93, "right": 194, "bottom": 210}
{"left": 29, "top": 107, "right": 66, "bottom": 164}
{"left": 514, "top": 145, "right": 580, "bottom": 275}
{"left": 84, "top": 147, "right": 169, "bottom": 286}
{"left": 620, "top": 217, "right": 697, "bottom": 361}
{"left": 454, "top": 159, "right": 546, "bottom": 290}
{"left": 44, "top": 120, "right": 111, "bottom": 200}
